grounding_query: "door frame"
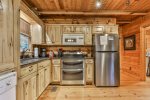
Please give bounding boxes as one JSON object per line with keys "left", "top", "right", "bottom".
{"left": 140, "top": 26, "right": 150, "bottom": 80}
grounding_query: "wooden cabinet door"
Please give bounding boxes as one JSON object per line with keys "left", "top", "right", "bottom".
{"left": 0, "top": 0, "right": 15, "bottom": 72}
{"left": 63, "top": 25, "right": 73, "bottom": 33}
{"left": 52, "top": 66, "right": 60, "bottom": 82}
{"left": 85, "top": 59, "right": 94, "bottom": 83}
{"left": 46, "top": 25, "right": 62, "bottom": 45}
{"left": 86, "top": 64, "right": 93, "bottom": 82}
{"left": 92, "top": 26, "right": 105, "bottom": 34}
{"left": 74, "top": 26, "right": 84, "bottom": 33}
{"left": 31, "top": 24, "right": 42, "bottom": 44}
{"left": 45, "top": 66, "right": 50, "bottom": 87}
{"left": 30, "top": 75, "right": 37, "bottom": 100}
{"left": 84, "top": 26, "right": 92, "bottom": 45}
{"left": 23, "top": 80, "right": 30, "bottom": 100}
{"left": 38, "top": 69, "right": 45, "bottom": 95}
{"left": 105, "top": 25, "right": 118, "bottom": 34}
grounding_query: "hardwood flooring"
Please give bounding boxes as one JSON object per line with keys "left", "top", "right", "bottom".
{"left": 38, "top": 78, "right": 150, "bottom": 100}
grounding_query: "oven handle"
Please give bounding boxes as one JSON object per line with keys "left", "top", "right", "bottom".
{"left": 63, "top": 61, "right": 83, "bottom": 65}
{"left": 62, "top": 69, "right": 83, "bottom": 73}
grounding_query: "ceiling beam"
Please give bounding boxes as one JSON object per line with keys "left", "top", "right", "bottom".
{"left": 39, "top": 10, "right": 147, "bottom": 16}
{"left": 54, "top": 0, "right": 61, "bottom": 10}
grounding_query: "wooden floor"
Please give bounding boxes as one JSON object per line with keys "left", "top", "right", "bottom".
{"left": 38, "top": 78, "right": 150, "bottom": 100}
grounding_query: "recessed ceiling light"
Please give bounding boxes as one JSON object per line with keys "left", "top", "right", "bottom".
{"left": 96, "top": 0, "right": 102, "bottom": 8}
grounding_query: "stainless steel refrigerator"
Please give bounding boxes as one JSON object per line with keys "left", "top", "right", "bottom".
{"left": 94, "top": 34, "right": 120, "bottom": 86}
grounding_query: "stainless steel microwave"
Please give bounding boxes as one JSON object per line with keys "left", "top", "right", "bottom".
{"left": 62, "top": 34, "right": 84, "bottom": 45}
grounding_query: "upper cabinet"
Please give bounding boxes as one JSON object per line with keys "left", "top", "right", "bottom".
{"left": 63, "top": 25, "right": 84, "bottom": 33}
{"left": 20, "top": 19, "right": 30, "bottom": 35}
{"left": 92, "top": 26, "right": 105, "bottom": 34}
{"left": 31, "top": 23, "right": 42, "bottom": 44}
{"left": 46, "top": 25, "right": 62, "bottom": 45}
{"left": 0, "top": 0, "right": 16, "bottom": 72}
{"left": 84, "top": 26, "right": 92, "bottom": 45}
{"left": 105, "top": 25, "right": 118, "bottom": 34}
{"left": 92, "top": 25, "right": 118, "bottom": 34}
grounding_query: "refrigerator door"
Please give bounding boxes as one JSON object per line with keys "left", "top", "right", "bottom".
{"left": 95, "top": 52, "right": 120, "bottom": 86}
{"left": 94, "top": 34, "right": 119, "bottom": 51}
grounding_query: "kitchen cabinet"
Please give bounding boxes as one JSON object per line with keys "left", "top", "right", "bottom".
{"left": 63, "top": 25, "right": 84, "bottom": 33}
{"left": 19, "top": 72, "right": 37, "bottom": 100}
{"left": 44, "top": 66, "right": 50, "bottom": 88}
{"left": 52, "top": 59, "right": 61, "bottom": 83}
{"left": 85, "top": 59, "right": 94, "bottom": 84}
{"left": 92, "top": 25, "right": 105, "bottom": 34}
{"left": 37, "top": 60, "right": 51, "bottom": 96}
{"left": 37, "top": 68, "right": 45, "bottom": 96}
{"left": 105, "top": 25, "right": 118, "bottom": 34}
{"left": 30, "top": 75, "right": 37, "bottom": 100}
{"left": 18, "top": 60, "right": 51, "bottom": 100}
{"left": 20, "top": 18, "right": 30, "bottom": 35}
{"left": 84, "top": 26, "right": 92, "bottom": 45}
{"left": 46, "top": 25, "right": 62, "bottom": 45}
{"left": 23, "top": 80, "right": 30, "bottom": 100}
{"left": 31, "top": 23, "right": 42, "bottom": 44}
{"left": 0, "top": 0, "right": 16, "bottom": 72}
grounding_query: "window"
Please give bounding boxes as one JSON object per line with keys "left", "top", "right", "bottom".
{"left": 20, "top": 33, "right": 29, "bottom": 52}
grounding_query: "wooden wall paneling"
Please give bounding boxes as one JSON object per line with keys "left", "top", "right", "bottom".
{"left": 120, "top": 12, "right": 150, "bottom": 81}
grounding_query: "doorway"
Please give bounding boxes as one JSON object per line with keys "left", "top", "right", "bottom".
{"left": 141, "top": 26, "right": 150, "bottom": 81}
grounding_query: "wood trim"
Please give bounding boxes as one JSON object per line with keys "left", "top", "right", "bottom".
{"left": 140, "top": 26, "right": 150, "bottom": 81}
{"left": 39, "top": 10, "right": 147, "bottom": 16}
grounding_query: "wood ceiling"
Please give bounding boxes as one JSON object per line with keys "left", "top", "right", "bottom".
{"left": 23, "top": 0, "right": 150, "bottom": 24}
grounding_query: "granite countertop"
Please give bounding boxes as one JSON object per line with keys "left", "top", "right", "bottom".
{"left": 20, "top": 57, "right": 49, "bottom": 67}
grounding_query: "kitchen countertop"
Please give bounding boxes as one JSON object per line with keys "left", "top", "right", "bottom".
{"left": 20, "top": 57, "right": 49, "bottom": 67}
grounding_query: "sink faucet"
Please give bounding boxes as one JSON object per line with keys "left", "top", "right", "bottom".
{"left": 21, "top": 48, "right": 30, "bottom": 59}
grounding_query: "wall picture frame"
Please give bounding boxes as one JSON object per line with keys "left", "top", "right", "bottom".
{"left": 124, "top": 35, "right": 136, "bottom": 50}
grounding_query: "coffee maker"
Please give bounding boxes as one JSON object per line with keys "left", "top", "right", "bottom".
{"left": 41, "top": 48, "right": 46, "bottom": 57}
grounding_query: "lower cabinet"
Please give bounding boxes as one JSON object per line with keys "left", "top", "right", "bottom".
{"left": 37, "top": 68, "right": 45, "bottom": 96}
{"left": 52, "top": 66, "right": 60, "bottom": 82}
{"left": 45, "top": 66, "right": 50, "bottom": 87}
{"left": 51, "top": 59, "right": 61, "bottom": 83}
{"left": 30, "top": 76, "right": 37, "bottom": 100}
{"left": 19, "top": 72, "right": 37, "bottom": 100}
{"left": 85, "top": 59, "right": 94, "bottom": 84}
{"left": 18, "top": 60, "right": 51, "bottom": 100}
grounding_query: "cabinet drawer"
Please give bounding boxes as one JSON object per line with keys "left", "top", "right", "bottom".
{"left": 21, "top": 64, "right": 37, "bottom": 77}
{"left": 38, "top": 60, "right": 50, "bottom": 69}
{"left": 85, "top": 59, "right": 94, "bottom": 63}
{"left": 52, "top": 59, "right": 61, "bottom": 65}
{"left": 29, "top": 64, "right": 37, "bottom": 74}
{"left": 42, "top": 60, "right": 50, "bottom": 67}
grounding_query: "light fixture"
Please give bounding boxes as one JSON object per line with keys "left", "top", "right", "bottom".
{"left": 96, "top": 0, "right": 102, "bottom": 9}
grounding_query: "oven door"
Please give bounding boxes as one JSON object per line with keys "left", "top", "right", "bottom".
{"left": 61, "top": 59, "right": 85, "bottom": 85}
{"left": 61, "top": 69, "right": 85, "bottom": 85}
